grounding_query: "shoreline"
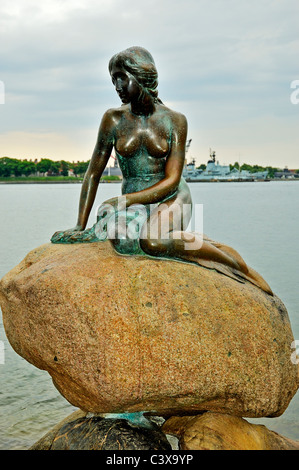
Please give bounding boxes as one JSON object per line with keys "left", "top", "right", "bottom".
{"left": 0, "top": 179, "right": 298, "bottom": 185}
{"left": 0, "top": 180, "right": 121, "bottom": 185}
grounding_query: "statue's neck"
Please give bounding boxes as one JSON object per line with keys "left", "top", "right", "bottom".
{"left": 130, "top": 94, "right": 156, "bottom": 117}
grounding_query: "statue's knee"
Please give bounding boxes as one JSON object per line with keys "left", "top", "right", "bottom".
{"left": 140, "top": 237, "right": 158, "bottom": 254}
{"left": 140, "top": 237, "right": 167, "bottom": 256}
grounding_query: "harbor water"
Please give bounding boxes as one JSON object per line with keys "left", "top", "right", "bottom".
{"left": 0, "top": 181, "right": 298, "bottom": 449}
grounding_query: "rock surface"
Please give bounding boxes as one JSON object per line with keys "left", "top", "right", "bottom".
{"left": 30, "top": 410, "right": 87, "bottom": 450}
{"left": 162, "top": 412, "right": 299, "bottom": 450}
{"left": 0, "top": 241, "right": 298, "bottom": 417}
{"left": 30, "top": 410, "right": 171, "bottom": 450}
{"left": 50, "top": 416, "right": 171, "bottom": 450}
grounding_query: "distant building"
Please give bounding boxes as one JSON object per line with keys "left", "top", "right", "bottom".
{"left": 103, "top": 157, "right": 122, "bottom": 178}
{"left": 274, "top": 167, "right": 298, "bottom": 179}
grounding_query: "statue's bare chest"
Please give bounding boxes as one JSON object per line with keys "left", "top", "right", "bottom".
{"left": 114, "top": 113, "right": 171, "bottom": 158}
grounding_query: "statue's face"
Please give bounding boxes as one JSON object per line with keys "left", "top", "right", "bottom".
{"left": 110, "top": 64, "right": 141, "bottom": 104}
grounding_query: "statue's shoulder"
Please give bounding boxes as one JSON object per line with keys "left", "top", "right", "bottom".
{"left": 157, "top": 104, "right": 187, "bottom": 127}
{"left": 101, "top": 105, "right": 129, "bottom": 127}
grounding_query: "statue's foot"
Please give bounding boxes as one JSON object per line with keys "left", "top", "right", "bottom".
{"left": 186, "top": 253, "right": 273, "bottom": 296}
{"left": 244, "top": 267, "right": 273, "bottom": 296}
{"left": 201, "top": 237, "right": 273, "bottom": 295}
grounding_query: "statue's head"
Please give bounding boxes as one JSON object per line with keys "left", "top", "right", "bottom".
{"left": 109, "top": 46, "right": 161, "bottom": 104}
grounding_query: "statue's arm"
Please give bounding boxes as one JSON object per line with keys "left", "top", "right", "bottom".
{"left": 124, "top": 112, "right": 188, "bottom": 207}
{"left": 74, "top": 110, "right": 115, "bottom": 230}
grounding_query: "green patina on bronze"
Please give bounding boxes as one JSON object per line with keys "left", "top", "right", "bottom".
{"left": 51, "top": 46, "right": 272, "bottom": 295}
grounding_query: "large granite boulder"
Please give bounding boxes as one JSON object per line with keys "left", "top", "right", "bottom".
{"left": 0, "top": 242, "right": 298, "bottom": 417}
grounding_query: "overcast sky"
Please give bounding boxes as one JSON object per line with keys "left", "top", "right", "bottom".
{"left": 0, "top": 0, "right": 298, "bottom": 168}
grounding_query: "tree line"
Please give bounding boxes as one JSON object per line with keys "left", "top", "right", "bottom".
{"left": 229, "top": 162, "right": 279, "bottom": 178}
{"left": 1, "top": 156, "right": 297, "bottom": 179}
{"left": 0, "top": 157, "right": 90, "bottom": 178}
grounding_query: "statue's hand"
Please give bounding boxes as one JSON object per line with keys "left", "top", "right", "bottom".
{"left": 51, "top": 225, "right": 83, "bottom": 243}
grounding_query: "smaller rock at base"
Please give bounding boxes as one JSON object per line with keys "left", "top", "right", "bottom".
{"left": 50, "top": 416, "right": 171, "bottom": 450}
{"left": 162, "top": 412, "right": 299, "bottom": 450}
{"left": 29, "top": 410, "right": 87, "bottom": 450}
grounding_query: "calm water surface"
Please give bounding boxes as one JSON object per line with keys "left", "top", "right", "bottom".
{"left": 0, "top": 181, "right": 298, "bottom": 449}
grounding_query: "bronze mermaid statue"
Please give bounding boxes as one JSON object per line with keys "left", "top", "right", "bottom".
{"left": 51, "top": 46, "right": 273, "bottom": 295}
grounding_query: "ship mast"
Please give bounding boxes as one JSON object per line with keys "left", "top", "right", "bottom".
{"left": 209, "top": 148, "right": 216, "bottom": 163}
{"left": 185, "top": 139, "right": 192, "bottom": 156}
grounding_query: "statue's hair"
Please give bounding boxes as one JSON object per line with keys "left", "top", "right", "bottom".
{"left": 109, "top": 46, "right": 163, "bottom": 104}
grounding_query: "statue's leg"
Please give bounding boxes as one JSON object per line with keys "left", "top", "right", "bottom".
{"left": 139, "top": 186, "right": 241, "bottom": 270}
{"left": 204, "top": 238, "right": 249, "bottom": 273}
{"left": 205, "top": 237, "right": 272, "bottom": 294}
{"left": 139, "top": 187, "right": 273, "bottom": 294}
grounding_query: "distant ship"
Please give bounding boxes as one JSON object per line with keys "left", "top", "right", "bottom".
{"left": 183, "top": 150, "right": 269, "bottom": 182}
